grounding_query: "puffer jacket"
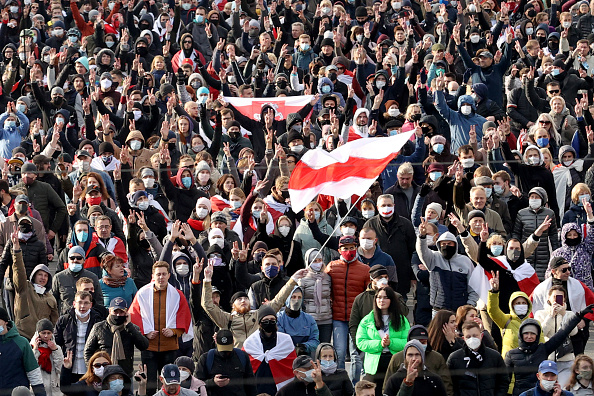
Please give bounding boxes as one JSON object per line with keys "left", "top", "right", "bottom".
{"left": 416, "top": 232, "right": 478, "bottom": 310}
{"left": 201, "top": 279, "right": 297, "bottom": 348}
{"left": 487, "top": 290, "right": 542, "bottom": 358}
{"left": 534, "top": 304, "right": 577, "bottom": 362}
{"left": 325, "top": 258, "right": 370, "bottom": 322}
{"left": 504, "top": 318, "right": 582, "bottom": 396}
{"left": 297, "top": 258, "right": 332, "bottom": 325}
{"left": 512, "top": 187, "right": 559, "bottom": 280}
{"left": 13, "top": 252, "right": 59, "bottom": 339}
{"left": 550, "top": 109, "right": 578, "bottom": 145}
{"left": 447, "top": 344, "right": 510, "bottom": 396}
{"left": 551, "top": 222, "right": 594, "bottom": 291}
{"left": 0, "top": 234, "right": 47, "bottom": 285}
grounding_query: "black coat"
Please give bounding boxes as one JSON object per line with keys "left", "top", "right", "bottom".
{"left": 385, "top": 182, "right": 421, "bottom": 222}
{"left": 0, "top": 236, "right": 46, "bottom": 283}
{"left": 249, "top": 274, "right": 289, "bottom": 309}
{"left": 194, "top": 348, "right": 256, "bottom": 396}
{"left": 189, "top": 281, "right": 217, "bottom": 361}
{"left": 384, "top": 367, "right": 448, "bottom": 396}
{"left": 447, "top": 344, "right": 510, "bottom": 396}
{"left": 159, "top": 166, "right": 208, "bottom": 222}
{"left": 54, "top": 308, "right": 102, "bottom": 367}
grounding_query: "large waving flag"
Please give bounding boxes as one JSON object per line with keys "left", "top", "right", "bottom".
{"left": 224, "top": 95, "right": 313, "bottom": 121}
{"left": 289, "top": 132, "right": 414, "bottom": 213}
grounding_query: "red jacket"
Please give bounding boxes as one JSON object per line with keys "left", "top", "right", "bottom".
{"left": 325, "top": 259, "right": 369, "bottom": 321}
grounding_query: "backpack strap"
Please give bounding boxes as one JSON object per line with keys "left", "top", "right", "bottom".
{"left": 501, "top": 317, "right": 513, "bottom": 336}
{"left": 206, "top": 349, "right": 215, "bottom": 375}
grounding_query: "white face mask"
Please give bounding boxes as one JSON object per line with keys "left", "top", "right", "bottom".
{"left": 460, "top": 158, "right": 474, "bottom": 168}
{"left": 378, "top": 206, "right": 394, "bottom": 218}
{"left": 101, "top": 79, "right": 112, "bottom": 89}
{"left": 176, "top": 263, "right": 189, "bottom": 276}
{"left": 563, "top": 160, "right": 573, "bottom": 167}
{"left": 33, "top": 283, "right": 46, "bottom": 294}
{"left": 143, "top": 178, "right": 155, "bottom": 188}
{"left": 279, "top": 226, "right": 291, "bottom": 237}
{"left": 76, "top": 308, "right": 91, "bottom": 318}
{"left": 529, "top": 198, "right": 542, "bottom": 210}
{"left": 94, "top": 366, "right": 105, "bottom": 378}
{"left": 133, "top": 110, "right": 142, "bottom": 121}
{"left": 562, "top": 21, "right": 571, "bottom": 28}
{"left": 375, "top": 277, "right": 389, "bottom": 288}
{"left": 196, "top": 208, "right": 209, "bottom": 219}
{"left": 514, "top": 304, "right": 528, "bottom": 316}
{"left": 179, "top": 370, "right": 191, "bottom": 382}
{"left": 360, "top": 238, "right": 374, "bottom": 250}
{"left": 341, "top": 227, "right": 356, "bottom": 236}
{"left": 362, "top": 209, "right": 375, "bottom": 219}
{"left": 392, "top": 1, "right": 401, "bottom": 9}
{"left": 470, "top": 35, "right": 480, "bottom": 43}
{"left": 310, "top": 261, "right": 323, "bottom": 272}
{"left": 388, "top": 108, "right": 400, "bottom": 117}
{"left": 460, "top": 105, "right": 472, "bottom": 115}
{"left": 541, "top": 380, "right": 556, "bottom": 392}
{"left": 209, "top": 237, "right": 224, "bottom": 248}
{"left": 527, "top": 155, "right": 540, "bottom": 165}
{"left": 129, "top": 140, "right": 142, "bottom": 151}
{"left": 465, "top": 336, "right": 481, "bottom": 350}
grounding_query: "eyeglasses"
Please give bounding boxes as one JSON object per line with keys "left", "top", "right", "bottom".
{"left": 69, "top": 256, "right": 84, "bottom": 261}
{"left": 538, "top": 120, "right": 551, "bottom": 124}
{"left": 337, "top": 66, "right": 345, "bottom": 71}
{"left": 561, "top": 267, "right": 572, "bottom": 273}
{"left": 261, "top": 319, "right": 277, "bottom": 325}
{"left": 93, "top": 362, "right": 109, "bottom": 368}
{"left": 548, "top": 89, "right": 560, "bottom": 94}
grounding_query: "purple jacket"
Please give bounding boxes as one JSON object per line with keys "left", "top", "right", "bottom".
{"left": 551, "top": 222, "right": 594, "bottom": 291}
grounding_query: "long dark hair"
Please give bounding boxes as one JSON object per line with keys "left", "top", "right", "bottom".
{"left": 373, "top": 287, "right": 405, "bottom": 331}
{"left": 428, "top": 309, "right": 455, "bottom": 352}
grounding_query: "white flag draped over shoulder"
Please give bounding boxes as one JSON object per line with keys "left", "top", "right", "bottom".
{"left": 223, "top": 95, "right": 313, "bottom": 121}
{"left": 288, "top": 132, "right": 415, "bottom": 213}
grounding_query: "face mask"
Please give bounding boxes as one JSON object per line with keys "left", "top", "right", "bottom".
{"left": 490, "top": 245, "right": 503, "bottom": 256}
{"left": 179, "top": 370, "right": 191, "bottom": 382}
{"left": 196, "top": 208, "right": 208, "bottom": 219}
{"left": 460, "top": 105, "right": 472, "bottom": 115}
{"left": 432, "top": 143, "right": 444, "bottom": 154}
{"left": 109, "top": 379, "right": 125, "bottom": 392}
{"left": 138, "top": 201, "right": 149, "bottom": 211}
{"left": 360, "top": 238, "right": 374, "bottom": 250}
{"left": 76, "top": 231, "right": 88, "bottom": 243}
{"left": 460, "top": 158, "right": 474, "bottom": 168}
{"left": 291, "top": 144, "right": 304, "bottom": 153}
{"left": 321, "top": 6, "right": 331, "bottom": 14}
{"left": 129, "top": 140, "right": 142, "bottom": 151}
{"left": 4, "top": 120, "right": 15, "bottom": 129}
{"left": 429, "top": 171, "right": 442, "bottom": 181}
{"left": 33, "top": 283, "right": 46, "bottom": 294}
{"left": 251, "top": 209, "right": 261, "bottom": 219}
{"left": 529, "top": 198, "right": 542, "bottom": 210}
{"left": 68, "top": 36, "right": 78, "bottom": 43}
{"left": 108, "top": 1, "right": 115, "bottom": 9}
{"left": 514, "top": 304, "right": 529, "bottom": 316}
{"left": 10, "top": 5, "right": 18, "bottom": 12}
{"left": 507, "top": 249, "right": 521, "bottom": 262}
{"left": 55, "top": 117, "right": 65, "bottom": 125}
{"left": 341, "top": 227, "right": 356, "bottom": 236}
{"left": 470, "top": 35, "right": 480, "bottom": 43}
{"left": 321, "top": 85, "right": 331, "bottom": 94}
{"left": 101, "top": 155, "right": 113, "bottom": 165}
{"left": 53, "top": 29, "right": 63, "bottom": 36}
{"left": 527, "top": 156, "right": 540, "bottom": 165}
{"left": 279, "top": 226, "right": 291, "bottom": 237}
{"left": 18, "top": 231, "right": 33, "bottom": 241}
{"left": 110, "top": 314, "right": 127, "bottom": 326}
{"left": 578, "top": 370, "right": 593, "bottom": 381}
{"left": 231, "top": 200, "right": 242, "bottom": 209}
{"left": 260, "top": 320, "right": 277, "bottom": 333}
{"left": 182, "top": 177, "right": 193, "bottom": 188}
{"left": 195, "top": 172, "right": 211, "bottom": 184}
{"left": 209, "top": 238, "right": 224, "bottom": 248}
{"left": 182, "top": 2, "right": 191, "bottom": 9}
{"left": 537, "top": 137, "right": 549, "bottom": 147}
{"left": 388, "top": 108, "right": 400, "bottom": 117}
{"left": 101, "top": 79, "right": 112, "bottom": 90}
{"left": 356, "top": 34, "right": 364, "bottom": 42}
{"left": 76, "top": 308, "right": 90, "bottom": 318}
{"left": 104, "top": 40, "right": 114, "bottom": 49}
{"left": 70, "top": 263, "right": 83, "bottom": 273}
{"left": 379, "top": 206, "right": 394, "bottom": 218}
{"left": 16, "top": 203, "right": 28, "bottom": 214}
{"left": 87, "top": 196, "right": 101, "bottom": 206}
{"left": 376, "top": 80, "right": 386, "bottom": 89}
{"left": 494, "top": 185, "right": 504, "bottom": 195}
{"left": 252, "top": 251, "right": 266, "bottom": 264}
{"left": 392, "top": 1, "right": 401, "bottom": 9}
{"left": 209, "top": 256, "right": 223, "bottom": 266}
{"left": 0, "top": 325, "right": 4, "bottom": 333}
{"left": 440, "top": 244, "right": 456, "bottom": 260}
{"left": 142, "top": 178, "right": 155, "bottom": 189}
{"left": 320, "top": 360, "right": 337, "bottom": 374}
{"left": 300, "top": 43, "right": 310, "bottom": 51}
{"left": 484, "top": 187, "right": 492, "bottom": 198}
{"left": 468, "top": 4, "right": 476, "bottom": 12}
{"left": 80, "top": 161, "right": 91, "bottom": 172}
{"left": 264, "top": 265, "right": 279, "bottom": 278}
{"left": 525, "top": 27, "right": 534, "bottom": 35}
{"left": 310, "top": 261, "right": 323, "bottom": 272}
{"left": 566, "top": 236, "right": 581, "bottom": 246}
{"left": 375, "top": 278, "right": 389, "bottom": 288}
{"left": 289, "top": 298, "right": 302, "bottom": 311}
{"left": 541, "top": 380, "right": 556, "bottom": 392}
{"left": 551, "top": 69, "right": 560, "bottom": 76}
{"left": 133, "top": 110, "right": 142, "bottom": 121}
{"left": 16, "top": 104, "right": 26, "bottom": 113}
{"left": 340, "top": 249, "right": 357, "bottom": 262}
{"left": 176, "top": 263, "right": 190, "bottom": 276}
{"left": 93, "top": 366, "right": 105, "bottom": 378}
{"left": 362, "top": 209, "right": 375, "bottom": 219}
{"left": 465, "top": 336, "right": 481, "bottom": 350}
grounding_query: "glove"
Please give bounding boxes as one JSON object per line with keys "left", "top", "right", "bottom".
{"left": 419, "top": 183, "right": 432, "bottom": 197}
{"left": 419, "top": 68, "right": 427, "bottom": 85}
{"left": 176, "top": 69, "right": 187, "bottom": 86}
{"left": 579, "top": 304, "right": 594, "bottom": 318}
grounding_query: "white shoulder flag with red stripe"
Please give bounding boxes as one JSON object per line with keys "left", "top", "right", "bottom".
{"left": 242, "top": 330, "right": 296, "bottom": 390}
{"left": 469, "top": 256, "right": 541, "bottom": 304}
{"left": 129, "top": 282, "right": 193, "bottom": 341}
{"left": 288, "top": 132, "right": 414, "bottom": 213}
{"left": 223, "top": 95, "right": 313, "bottom": 120}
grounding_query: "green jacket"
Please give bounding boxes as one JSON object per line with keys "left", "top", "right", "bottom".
{"left": 356, "top": 311, "right": 410, "bottom": 375}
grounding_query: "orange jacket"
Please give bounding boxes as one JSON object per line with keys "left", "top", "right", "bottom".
{"left": 325, "top": 259, "right": 369, "bottom": 322}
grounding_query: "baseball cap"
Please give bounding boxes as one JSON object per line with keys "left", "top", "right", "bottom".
{"left": 292, "top": 355, "right": 313, "bottom": 370}
{"left": 15, "top": 194, "right": 29, "bottom": 204}
{"left": 538, "top": 360, "right": 558, "bottom": 375}
{"left": 478, "top": 50, "right": 493, "bottom": 58}
{"left": 76, "top": 149, "right": 91, "bottom": 158}
{"left": 338, "top": 235, "right": 357, "bottom": 247}
{"left": 109, "top": 297, "right": 128, "bottom": 310}
{"left": 216, "top": 329, "right": 234, "bottom": 351}
{"left": 161, "top": 364, "right": 181, "bottom": 385}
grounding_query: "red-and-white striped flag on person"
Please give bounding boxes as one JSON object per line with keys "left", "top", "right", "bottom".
{"left": 288, "top": 132, "right": 415, "bottom": 213}
{"left": 469, "top": 256, "right": 540, "bottom": 305}
{"left": 243, "top": 330, "right": 297, "bottom": 390}
{"left": 223, "top": 95, "right": 313, "bottom": 121}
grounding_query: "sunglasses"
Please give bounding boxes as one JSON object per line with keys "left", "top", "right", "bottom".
{"left": 539, "top": 120, "right": 551, "bottom": 124}
{"left": 561, "top": 267, "right": 572, "bottom": 273}
{"left": 69, "top": 256, "right": 84, "bottom": 261}
{"left": 260, "top": 319, "right": 277, "bottom": 325}
{"left": 93, "top": 362, "right": 109, "bottom": 368}
{"left": 548, "top": 89, "right": 560, "bottom": 94}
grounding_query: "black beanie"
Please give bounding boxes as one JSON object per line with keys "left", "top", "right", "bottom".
{"left": 36, "top": 318, "right": 54, "bottom": 333}
{"left": 230, "top": 291, "right": 248, "bottom": 305}
{"left": 369, "top": 264, "right": 388, "bottom": 279}
{"left": 287, "top": 130, "right": 304, "bottom": 144}
{"left": 257, "top": 305, "right": 276, "bottom": 323}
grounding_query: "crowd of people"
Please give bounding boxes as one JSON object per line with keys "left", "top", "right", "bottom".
{"left": 3, "top": 0, "right": 594, "bottom": 394}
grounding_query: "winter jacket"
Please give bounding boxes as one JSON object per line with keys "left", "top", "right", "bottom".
{"left": 99, "top": 272, "right": 138, "bottom": 307}
{"left": 0, "top": 235, "right": 46, "bottom": 286}
{"left": 356, "top": 311, "right": 410, "bottom": 375}
{"left": 57, "top": 235, "right": 108, "bottom": 280}
{"left": 248, "top": 273, "right": 290, "bottom": 310}
{"left": 357, "top": 245, "right": 398, "bottom": 283}
{"left": 383, "top": 364, "right": 448, "bottom": 396}
{"left": 434, "top": 90, "right": 487, "bottom": 154}
{"left": 416, "top": 233, "right": 478, "bottom": 310}
{"left": 31, "top": 333, "right": 63, "bottom": 396}
{"left": 551, "top": 222, "right": 594, "bottom": 291}
{"left": 325, "top": 258, "right": 370, "bottom": 322}
{"left": 293, "top": 217, "right": 335, "bottom": 264}
{"left": 54, "top": 308, "right": 102, "bottom": 367}
{"left": 127, "top": 225, "right": 163, "bottom": 289}
{"left": 293, "top": 47, "right": 318, "bottom": 70}
{"left": 506, "top": 85, "right": 541, "bottom": 131}
{"left": 83, "top": 319, "right": 149, "bottom": 377}
{"left": 194, "top": 347, "right": 256, "bottom": 396}
{"left": 562, "top": 204, "right": 589, "bottom": 228}
{"left": 16, "top": 179, "right": 67, "bottom": 234}
{"left": 550, "top": 109, "right": 579, "bottom": 145}
{"left": 79, "top": 203, "right": 125, "bottom": 243}
{"left": 0, "top": 213, "right": 47, "bottom": 261}
{"left": 534, "top": 304, "right": 577, "bottom": 362}
{"left": 13, "top": 251, "right": 58, "bottom": 340}
{"left": 313, "top": 343, "right": 354, "bottom": 396}
{"left": 52, "top": 268, "right": 103, "bottom": 315}
{"left": 159, "top": 165, "right": 208, "bottom": 222}
{"left": 276, "top": 288, "right": 320, "bottom": 355}
{"left": 380, "top": 135, "right": 427, "bottom": 191}
{"left": 123, "top": 131, "right": 158, "bottom": 171}
{"left": 447, "top": 344, "right": 510, "bottom": 396}
{"left": 0, "top": 321, "right": 46, "bottom": 396}
{"left": 297, "top": 266, "right": 333, "bottom": 325}
{"left": 512, "top": 190, "right": 559, "bottom": 281}
{"left": 385, "top": 182, "right": 421, "bottom": 222}
{"left": 540, "top": 71, "right": 590, "bottom": 112}
{"left": 0, "top": 109, "right": 29, "bottom": 159}
{"left": 201, "top": 279, "right": 297, "bottom": 348}
{"left": 363, "top": 214, "right": 416, "bottom": 297}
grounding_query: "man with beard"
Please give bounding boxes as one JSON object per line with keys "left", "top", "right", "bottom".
{"left": 194, "top": 330, "right": 255, "bottom": 396}
{"left": 201, "top": 259, "right": 306, "bottom": 348}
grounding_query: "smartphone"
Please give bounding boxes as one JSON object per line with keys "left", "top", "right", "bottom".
{"left": 555, "top": 294, "right": 563, "bottom": 305}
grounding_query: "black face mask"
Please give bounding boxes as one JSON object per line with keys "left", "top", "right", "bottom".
{"left": 229, "top": 132, "right": 240, "bottom": 141}
{"left": 210, "top": 18, "right": 219, "bottom": 25}
{"left": 260, "top": 321, "right": 277, "bottom": 334}
{"left": 277, "top": 80, "right": 287, "bottom": 89}
{"left": 329, "top": 72, "right": 337, "bottom": 81}
{"left": 139, "top": 239, "right": 150, "bottom": 250}
{"left": 440, "top": 244, "right": 456, "bottom": 260}
{"left": 218, "top": 350, "right": 233, "bottom": 358}
{"left": 139, "top": 23, "right": 150, "bottom": 31}
{"left": 281, "top": 190, "right": 290, "bottom": 199}
{"left": 52, "top": 97, "right": 64, "bottom": 106}
{"left": 566, "top": 236, "right": 581, "bottom": 246}
{"left": 527, "top": 9, "right": 536, "bottom": 17}
{"left": 410, "top": 114, "right": 422, "bottom": 122}
{"left": 548, "top": 41, "right": 559, "bottom": 51}
{"left": 110, "top": 315, "right": 127, "bottom": 325}
{"left": 319, "top": 119, "right": 330, "bottom": 126}
{"left": 136, "top": 46, "right": 148, "bottom": 56}
{"left": 19, "top": 223, "right": 32, "bottom": 233}
{"left": 421, "top": 126, "right": 431, "bottom": 134}
{"left": 168, "top": 142, "right": 176, "bottom": 151}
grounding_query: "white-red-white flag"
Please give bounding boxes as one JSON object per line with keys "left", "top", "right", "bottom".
{"left": 288, "top": 132, "right": 414, "bottom": 213}
{"left": 223, "top": 95, "right": 313, "bottom": 121}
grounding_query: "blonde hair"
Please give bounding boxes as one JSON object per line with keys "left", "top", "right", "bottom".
{"left": 571, "top": 183, "right": 591, "bottom": 204}
{"left": 487, "top": 234, "right": 505, "bottom": 249}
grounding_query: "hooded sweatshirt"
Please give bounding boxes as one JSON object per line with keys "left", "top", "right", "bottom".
{"left": 276, "top": 286, "right": 320, "bottom": 355}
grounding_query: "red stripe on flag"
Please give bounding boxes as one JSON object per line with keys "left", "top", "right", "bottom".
{"left": 289, "top": 155, "right": 397, "bottom": 191}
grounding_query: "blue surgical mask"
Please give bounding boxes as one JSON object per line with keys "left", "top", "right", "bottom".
{"left": 69, "top": 263, "right": 83, "bottom": 273}
{"left": 252, "top": 210, "right": 261, "bottom": 218}
{"left": 195, "top": 15, "right": 204, "bottom": 23}
{"left": 321, "top": 85, "right": 331, "bottom": 94}
{"left": 109, "top": 379, "right": 124, "bottom": 393}
{"left": 320, "top": 359, "right": 337, "bottom": 374}
{"left": 300, "top": 43, "right": 310, "bottom": 51}
{"left": 16, "top": 104, "right": 25, "bottom": 113}
{"left": 0, "top": 325, "right": 4, "bottom": 333}
{"left": 76, "top": 231, "right": 88, "bottom": 243}
{"left": 484, "top": 187, "right": 492, "bottom": 198}
{"left": 494, "top": 185, "right": 504, "bottom": 195}
{"left": 4, "top": 120, "right": 16, "bottom": 129}
{"left": 68, "top": 36, "right": 77, "bottom": 43}
{"left": 232, "top": 200, "right": 242, "bottom": 209}
{"left": 490, "top": 245, "right": 503, "bottom": 256}
{"left": 536, "top": 137, "right": 549, "bottom": 147}
{"left": 432, "top": 143, "right": 444, "bottom": 154}
{"left": 389, "top": 130, "right": 398, "bottom": 136}
{"left": 429, "top": 171, "right": 442, "bottom": 181}
{"left": 314, "top": 211, "right": 321, "bottom": 220}
{"left": 182, "top": 176, "right": 193, "bottom": 188}
{"left": 551, "top": 69, "right": 560, "bottom": 76}
{"left": 264, "top": 265, "right": 279, "bottom": 278}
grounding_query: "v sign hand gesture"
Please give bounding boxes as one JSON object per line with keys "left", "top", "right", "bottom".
{"left": 489, "top": 271, "right": 499, "bottom": 291}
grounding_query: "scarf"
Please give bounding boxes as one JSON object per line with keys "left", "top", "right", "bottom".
{"left": 107, "top": 315, "right": 126, "bottom": 364}
{"left": 102, "top": 275, "right": 128, "bottom": 288}
{"left": 187, "top": 218, "right": 205, "bottom": 231}
{"left": 464, "top": 344, "right": 484, "bottom": 370}
{"left": 553, "top": 160, "right": 584, "bottom": 218}
{"left": 38, "top": 346, "right": 53, "bottom": 373}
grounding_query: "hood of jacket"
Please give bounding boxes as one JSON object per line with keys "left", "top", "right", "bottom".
{"left": 517, "top": 318, "right": 542, "bottom": 350}
{"left": 419, "top": 114, "right": 438, "bottom": 131}
{"left": 0, "top": 321, "right": 20, "bottom": 341}
{"left": 284, "top": 285, "right": 303, "bottom": 308}
{"left": 508, "top": 291, "right": 532, "bottom": 318}
{"left": 30, "top": 264, "right": 52, "bottom": 292}
{"left": 529, "top": 186, "right": 548, "bottom": 205}
{"left": 471, "top": 83, "right": 488, "bottom": 101}
{"left": 403, "top": 339, "right": 426, "bottom": 366}
{"left": 206, "top": 242, "right": 225, "bottom": 257}
{"left": 304, "top": 247, "right": 321, "bottom": 268}
{"left": 101, "top": 365, "right": 131, "bottom": 390}
{"left": 457, "top": 95, "right": 476, "bottom": 111}
{"left": 317, "top": 76, "right": 334, "bottom": 92}
{"left": 286, "top": 112, "right": 303, "bottom": 132}
{"left": 96, "top": 48, "right": 116, "bottom": 67}
{"left": 561, "top": 222, "right": 582, "bottom": 244}
{"left": 172, "top": 251, "right": 192, "bottom": 266}
{"left": 314, "top": 342, "right": 337, "bottom": 361}
{"left": 558, "top": 145, "right": 577, "bottom": 163}
{"left": 436, "top": 231, "right": 458, "bottom": 250}
{"left": 126, "top": 130, "right": 146, "bottom": 144}
{"left": 523, "top": 144, "right": 545, "bottom": 166}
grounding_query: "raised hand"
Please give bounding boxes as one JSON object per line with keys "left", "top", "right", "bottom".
{"left": 448, "top": 212, "right": 465, "bottom": 233}
{"left": 193, "top": 258, "right": 205, "bottom": 282}
{"left": 480, "top": 222, "right": 489, "bottom": 242}
{"left": 534, "top": 215, "right": 552, "bottom": 236}
{"left": 63, "top": 350, "right": 73, "bottom": 369}
{"left": 489, "top": 270, "right": 499, "bottom": 291}
{"left": 204, "top": 260, "right": 214, "bottom": 281}
{"left": 418, "top": 217, "right": 429, "bottom": 236}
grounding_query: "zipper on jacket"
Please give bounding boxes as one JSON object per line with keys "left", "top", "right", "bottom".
{"left": 158, "top": 289, "right": 161, "bottom": 350}
{"left": 344, "top": 263, "right": 350, "bottom": 321}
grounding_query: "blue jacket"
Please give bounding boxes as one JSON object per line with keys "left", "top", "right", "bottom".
{"left": 276, "top": 287, "right": 320, "bottom": 355}
{"left": 0, "top": 110, "right": 29, "bottom": 159}
{"left": 380, "top": 135, "right": 426, "bottom": 190}
{"left": 562, "top": 203, "right": 588, "bottom": 227}
{"left": 434, "top": 90, "right": 487, "bottom": 154}
{"left": 99, "top": 269, "right": 138, "bottom": 307}
{"left": 519, "top": 384, "right": 573, "bottom": 396}
{"left": 293, "top": 47, "right": 317, "bottom": 70}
